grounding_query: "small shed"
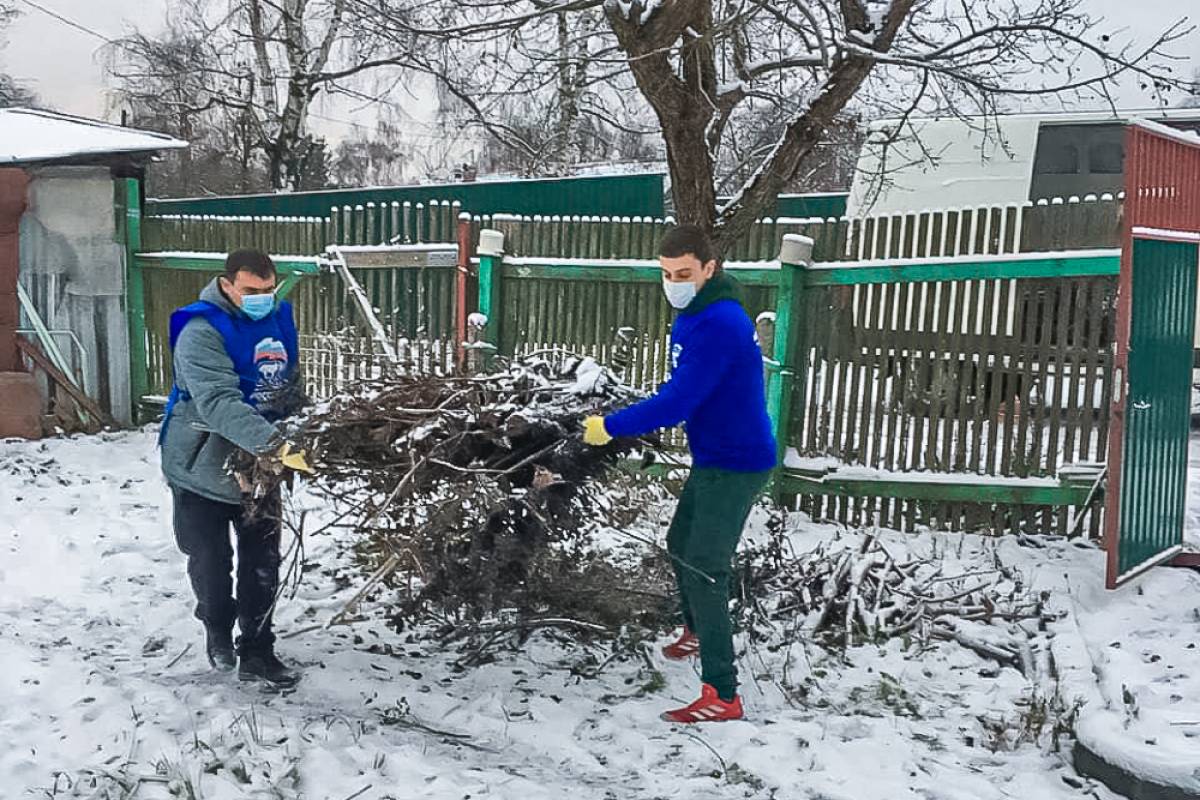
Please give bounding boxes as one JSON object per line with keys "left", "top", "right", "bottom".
{"left": 0, "top": 108, "right": 186, "bottom": 435}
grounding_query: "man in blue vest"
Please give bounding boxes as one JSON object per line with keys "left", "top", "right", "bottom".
{"left": 583, "top": 225, "right": 776, "bottom": 723}
{"left": 160, "top": 249, "right": 309, "bottom": 687}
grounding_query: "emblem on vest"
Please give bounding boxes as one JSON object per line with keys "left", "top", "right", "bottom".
{"left": 671, "top": 343, "right": 683, "bottom": 370}
{"left": 251, "top": 337, "right": 290, "bottom": 405}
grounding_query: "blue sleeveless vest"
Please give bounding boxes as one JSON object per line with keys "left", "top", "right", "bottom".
{"left": 159, "top": 299, "right": 299, "bottom": 444}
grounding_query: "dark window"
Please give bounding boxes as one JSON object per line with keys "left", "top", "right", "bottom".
{"left": 1034, "top": 142, "right": 1079, "bottom": 175}
{"left": 1088, "top": 141, "right": 1124, "bottom": 174}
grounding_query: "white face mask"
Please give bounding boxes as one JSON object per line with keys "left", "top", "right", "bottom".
{"left": 663, "top": 279, "right": 698, "bottom": 309}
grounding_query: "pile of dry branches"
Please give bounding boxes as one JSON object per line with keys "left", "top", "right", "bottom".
{"left": 237, "top": 354, "right": 675, "bottom": 630}
{"left": 736, "top": 525, "right": 1055, "bottom": 676}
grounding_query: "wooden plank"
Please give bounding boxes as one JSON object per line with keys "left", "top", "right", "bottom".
{"left": 845, "top": 284, "right": 873, "bottom": 525}
{"left": 1065, "top": 278, "right": 1094, "bottom": 472}
{"left": 968, "top": 279, "right": 997, "bottom": 474}
{"left": 950, "top": 281, "right": 977, "bottom": 472}
{"left": 893, "top": 282, "right": 916, "bottom": 476}
{"left": 879, "top": 281, "right": 908, "bottom": 527}
{"left": 1046, "top": 280, "right": 1076, "bottom": 484}
{"left": 18, "top": 337, "right": 116, "bottom": 429}
{"left": 778, "top": 472, "right": 1095, "bottom": 506}
{"left": 985, "top": 280, "right": 1014, "bottom": 476}
{"left": 905, "top": 282, "right": 938, "bottom": 528}
{"left": 805, "top": 253, "right": 1121, "bottom": 287}
{"left": 868, "top": 282, "right": 891, "bottom": 472}
{"left": 1076, "top": 278, "right": 1104, "bottom": 466}
{"left": 833, "top": 290, "right": 857, "bottom": 524}
{"left": 928, "top": 279, "right": 955, "bottom": 526}
{"left": 1005, "top": 282, "right": 1040, "bottom": 477}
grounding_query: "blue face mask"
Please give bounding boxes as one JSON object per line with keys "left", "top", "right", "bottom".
{"left": 241, "top": 293, "right": 275, "bottom": 321}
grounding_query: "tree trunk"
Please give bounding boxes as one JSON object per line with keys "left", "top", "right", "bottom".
{"left": 713, "top": 0, "right": 917, "bottom": 252}
{"left": 556, "top": 11, "right": 578, "bottom": 168}
{"left": 608, "top": 0, "right": 916, "bottom": 254}
{"left": 607, "top": 0, "right": 718, "bottom": 232}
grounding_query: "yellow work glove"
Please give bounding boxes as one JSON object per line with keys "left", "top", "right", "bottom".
{"left": 582, "top": 416, "right": 613, "bottom": 447}
{"left": 278, "top": 441, "right": 314, "bottom": 474}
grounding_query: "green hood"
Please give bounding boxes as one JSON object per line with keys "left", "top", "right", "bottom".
{"left": 680, "top": 271, "right": 744, "bottom": 316}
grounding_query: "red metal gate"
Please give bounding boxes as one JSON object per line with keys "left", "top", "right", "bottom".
{"left": 1105, "top": 122, "right": 1200, "bottom": 588}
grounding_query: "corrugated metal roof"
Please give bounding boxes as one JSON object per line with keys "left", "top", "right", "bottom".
{"left": 0, "top": 107, "right": 187, "bottom": 165}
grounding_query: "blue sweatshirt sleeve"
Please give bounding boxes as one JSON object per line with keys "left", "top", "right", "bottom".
{"left": 605, "top": 316, "right": 734, "bottom": 438}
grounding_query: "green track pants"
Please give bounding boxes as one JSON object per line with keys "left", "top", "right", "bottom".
{"left": 665, "top": 467, "right": 770, "bottom": 701}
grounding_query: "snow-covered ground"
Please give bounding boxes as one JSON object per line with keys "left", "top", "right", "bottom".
{"left": 1187, "top": 431, "right": 1200, "bottom": 550}
{"left": 2, "top": 430, "right": 1196, "bottom": 799}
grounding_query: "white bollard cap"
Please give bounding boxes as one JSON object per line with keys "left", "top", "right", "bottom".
{"left": 779, "top": 234, "right": 815, "bottom": 266}
{"left": 478, "top": 229, "right": 505, "bottom": 257}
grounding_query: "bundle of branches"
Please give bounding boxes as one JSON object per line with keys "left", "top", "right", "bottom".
{"left": 735, "top": 525, "right": 1055, "bottom": 676}
{"left": 235, "top": 353, "right": 675, "bottom": 631}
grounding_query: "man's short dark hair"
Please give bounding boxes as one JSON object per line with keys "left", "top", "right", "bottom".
{"left": 660, "top": 224, "right": 718, "bottom": 265}
{"left": 224, "top": 249, "right": 277, "bottom": 281}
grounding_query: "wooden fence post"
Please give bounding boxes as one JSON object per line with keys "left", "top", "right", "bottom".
{"left": 456, "top": 212, "right": 472, "bottom": 371}
{"left": 477, "top": 229, "right": 505, "bottom": 362}
{"left": 768, "top": 234, "right": 814, "bottom": 470}
{"left": 121, "top": 177, "right": 150, "bottom": 424}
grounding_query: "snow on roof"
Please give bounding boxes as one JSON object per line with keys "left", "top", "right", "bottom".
{"left": 0, "top": 107, "right": 187, "bottom": 166}
{"left": 866, "top": 107, "right": 1200, "bottom": 131}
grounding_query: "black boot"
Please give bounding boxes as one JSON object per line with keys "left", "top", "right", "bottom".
{"left": 238, "top": 649, "right": 300, "bottom": 687}
{"left": 204, "top": 625, "right": 237, "bottom": 672}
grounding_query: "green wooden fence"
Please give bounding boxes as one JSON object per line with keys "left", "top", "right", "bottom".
{"left": 476, "top": 253, "right": 777, "bottom": 393}
{"left": 145, "top": 172, "right": 667, "bottom": 218}
{"left": 131, "top": 250, "right": 459, "bottom": 409}
{"left": 476, "top": 230, "right": 1120, "bottom": 536}
{"left": 142, "top": 200, "right": 464, "bottom": 255}
{"left": 141, "top": 193, "right": 1123, "bottom": 269}
{"left": 470, "top": 193, "right": 1122, "bottom": 262}
{"left": 770, "top": 242, "right": 1119, "bottom": 535}
{"left": 128, "top": 193, "right": 1126, "bottom": 536}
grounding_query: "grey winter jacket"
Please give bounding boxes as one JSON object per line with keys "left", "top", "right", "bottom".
{"left": 159, "top": 279, "right": 285, "bottom": 505}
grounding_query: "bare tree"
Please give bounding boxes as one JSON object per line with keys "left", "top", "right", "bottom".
{"left": 331, "top": 118, "right": 413, "bottom": 186}
{"left": 0, "top": 1, "right": 37, "bottom": 107}
{"left": 345, "top": 1, "right": 657, "bottom": 177}
{"left": 110, "top": 0, "right": 398, "bottom": 192}
{"left": 1181, "top": 68, "right": 1200, "bottom": 109}
{"left": 349, "top": 0, "right": 1193, "bottom": 252}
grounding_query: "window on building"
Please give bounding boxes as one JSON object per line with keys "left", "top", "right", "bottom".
{"left": 1088, "top": 141, "right": 1124, "bottom": 174}
{"left": 1034, "top": 142, "right": 1080, "bottom": 175}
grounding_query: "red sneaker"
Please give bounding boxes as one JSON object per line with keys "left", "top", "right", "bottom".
{"left": 662, "top": 628, "right": 700, "bottom": 661}
{"left": 661, "top": 684, "right": 744, "bottom": 723}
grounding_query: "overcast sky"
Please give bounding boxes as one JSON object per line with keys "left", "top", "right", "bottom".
{"left": 2, "top": 0, "right": 1197, "bottom": 137}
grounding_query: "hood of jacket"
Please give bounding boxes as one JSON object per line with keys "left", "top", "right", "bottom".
{"left": 680, "top": 271, "right": 744, "bottom": 316}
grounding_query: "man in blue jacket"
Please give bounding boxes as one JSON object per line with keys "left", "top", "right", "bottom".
{"left": 583, "top": 225, "right": 776, "bottom": 723}
{"left": 160, "top": 249, "right": 310, "bottom": 687}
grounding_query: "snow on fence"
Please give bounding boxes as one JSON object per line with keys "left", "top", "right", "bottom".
{"left": 464, "top": 193, "right": 1123, "bottom": 262}
{"left": 141, "top": 199, "right": 464, "bottom": 255}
